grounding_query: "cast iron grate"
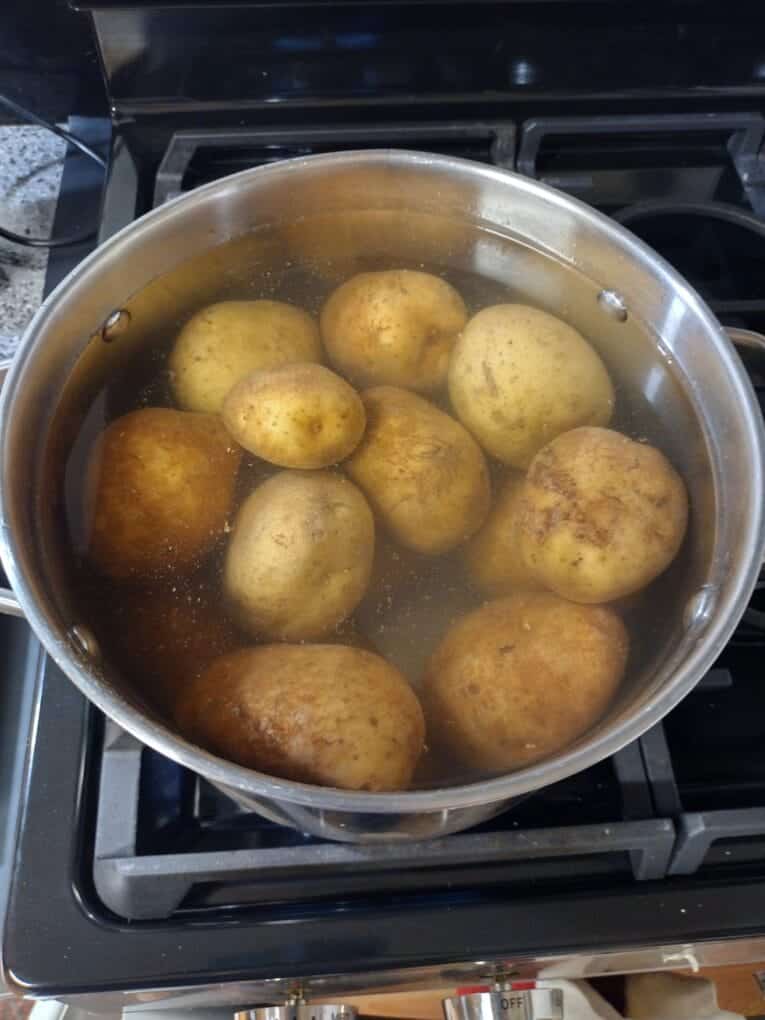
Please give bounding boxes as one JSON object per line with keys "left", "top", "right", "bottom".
{"left": 92, "top": 725, "right": 674, "bottom": 921}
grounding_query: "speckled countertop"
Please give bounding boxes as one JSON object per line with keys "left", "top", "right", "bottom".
{"left": 0, "top": 125, "right": 65, "bottom": 359}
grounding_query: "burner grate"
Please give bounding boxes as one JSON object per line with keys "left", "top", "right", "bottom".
{"left": 639, "top": 661, "right": 765, "bottom": 874}
{"left": 92, "top": 722, "right": 674, "bottom": 921}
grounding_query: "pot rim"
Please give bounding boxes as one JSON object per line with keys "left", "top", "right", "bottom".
{"left": 2, "top": 148, "right": 764, "bottom": 814}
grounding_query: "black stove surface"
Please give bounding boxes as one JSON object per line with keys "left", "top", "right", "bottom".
{"left": 5, "top": 95, "right": 765, "bottom": 995}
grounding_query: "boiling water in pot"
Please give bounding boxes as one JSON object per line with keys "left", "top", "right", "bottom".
{"left": 58, "top": 212, "right": 700, "bottom": 791}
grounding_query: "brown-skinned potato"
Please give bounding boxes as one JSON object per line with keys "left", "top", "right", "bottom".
{"left": 222, "top": 362, "right": 366, "bottom": 469}
{"left": 86, "top": 408, "right": 241, "bottom": 579}
{"left": 321, "top": 270, "right": 467, "bottom": 392}
{"left": 174, "top": 644, "right": 426, "bottom": 791}
{"left": 449, "top": 304, "right": 615, "bottom": 468}
{"left": 518, "top": 426, "right": 688, "bottom": 603}
{"left": 423, "top": 592, "right": 628, "bottom": 771}
{"left": 169, "top": 300, "right": 321, "bottom": 414}
{"left": 223, "top": 470, "right": 375, "bottom": 640}
{"left": 463, "top": 470, "right": 545, "bottom": 596}
{"left": 345, "top": 386, "right": 491, "bottom": 555}
{"left": 95, "top": 581, "right": 242, "bottom": 716}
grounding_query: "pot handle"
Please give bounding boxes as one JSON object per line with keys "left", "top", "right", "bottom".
{"left": 726, "top": 326, "right": 765, "bottom": 360}
{"left": 0, "top": 356, "right": 23, "bottom": 618}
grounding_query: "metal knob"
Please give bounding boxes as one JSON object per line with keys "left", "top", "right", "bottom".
{"left": 236, "top": 1006, "right": 357, "bottom": 1020}
{"left": 442, "top": 989, "right": 563, "bottom": 1020}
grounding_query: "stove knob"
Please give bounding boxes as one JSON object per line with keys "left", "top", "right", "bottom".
{"left": 236, "top": 1006, "right": 357, "bottom": 1020}
{"left": 442, "top": 989, "right": 563, "bottom": 1020}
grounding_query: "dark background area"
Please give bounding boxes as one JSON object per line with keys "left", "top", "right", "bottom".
{"left": 0, "top": 0, "right": 105, "bottom": 123}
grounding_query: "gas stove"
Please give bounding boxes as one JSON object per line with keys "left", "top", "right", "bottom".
{"left": 3, "top": 0, "right": 765, "bottom": 1009}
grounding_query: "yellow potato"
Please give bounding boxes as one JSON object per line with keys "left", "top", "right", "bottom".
{"left": 345, "top": 386, "right": 491, "bottom": 555}
{"left": 423, "top": 592, "right": 628, "bottom": 771}
{"left": 174, "top": 644, "right": 426, "bottom": 791}
{"left": 222, "top": 362, "right": 366, "bottom": 469}
{"left": 519, "top": 426, "right": 688, "bottom": 603}
{"left": 320, "top": 270, "right": 467, "bottom": 392}
{"left": 223, "top": 470, "right": 374, "bottom": 640}
{"left": 93, "top": 581, "right": 242, "bottom": 716}
{"left": 86, "top": 408, "right": 241, "bottom": 579}
{"left": 449, "top": 304, "right": 615, "bottom": 468}
{"left": 463, "top": 471, "right": 545, "bottom": 596}
{"left": 169, "top": 300, "right": 321, "bottom": 414}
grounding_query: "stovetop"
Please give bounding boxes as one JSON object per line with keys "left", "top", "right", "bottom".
{"left": 4, "top": 7, "right": 765, "bottom": 998}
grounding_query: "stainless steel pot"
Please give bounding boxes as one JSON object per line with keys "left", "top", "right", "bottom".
{"left": 1, "top": 150, "right": 763, "bottom": 842}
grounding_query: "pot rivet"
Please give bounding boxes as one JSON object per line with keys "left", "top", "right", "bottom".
{"left": 71, "top": 624, "right": 101, "bottom": 660}
{"left": 597, "top": 290, "right": 628, "bottom": 322}
{"left": 101, "top": 308, "right": 130, "bottom": 343}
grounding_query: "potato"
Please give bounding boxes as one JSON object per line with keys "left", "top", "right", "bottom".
{"left": 449, "top": 304, "right": 615, "bottom": 468}
{"left": 95, "top": 581, "right": 241, "bottom": 715}
{"left": 169, "top": 300, "right": 322, "bottom": 414}
{"left": 86, "top": 408, "right": 241, "bottom": 579}
{"left": 174, "top": 644, "right": 425, "bottom": 791}
{"left": 518, "top": 426, "right": 688, "bottom": 604}
{"left": 320, "top": 270, "right": 467, "bottom": 392}
{"left": 346, "top": 386, "right": 491, "bottom": 555}
{"left": 463, "top": 471, "right": 545, "bottom": 596}
{"left": 223, "top": 470, "right": 374, "bottom": 640}
{"left": 222, "top": 362, "right": 366, "bottom": 469}
{"left": 423, "top": 592, "right": 628, "bottom": 771}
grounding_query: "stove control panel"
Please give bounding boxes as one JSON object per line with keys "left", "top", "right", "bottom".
{"left": 442, "top": 987, "right": 563, "bottom": 1020}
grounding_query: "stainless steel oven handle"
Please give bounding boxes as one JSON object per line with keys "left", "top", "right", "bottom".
{"left": 0, "top": 358, "right": 23, "bottom": 618}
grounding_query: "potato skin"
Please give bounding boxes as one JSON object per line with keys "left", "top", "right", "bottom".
{"left": 449, "top": 304, "right": 615, "bottom": 468}
{"left": 463, "top": 471, "right": 545, "bottom": 596}
{"left": 174, "top": 644, "right": 426, "bottom": 791}
{"left": 346, "top": 386, "right": 491, "bottom": 555}
{"left": 223, "top": 470, "right": 375, "bottom": 640}
{"left": 169, "top": 300, "right": 321, "bottom": 414}
{"left": 519, "top": 426, "right": 688, "bottom": 603}
{"left": 222, "top": 362, "right": 366, "bottom": 469}
{"left": 320, "top": 270, "right": 467, "bottom": 392}
{"left": 95, "top": 582, "right": 241, "bottom": 716}
{"left": 423, "top": 592, "right": 628, "bottom": 771}
{"left": 87, "top": 408, "right": 241, "bottom": 579}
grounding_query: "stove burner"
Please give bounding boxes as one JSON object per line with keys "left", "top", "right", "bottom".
{"left": 612, "top": 200, "right": 765, "bottom": 332}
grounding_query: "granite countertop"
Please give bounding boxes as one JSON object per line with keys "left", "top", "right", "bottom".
{"left": 0, "top": 125, "right": 65, "bottom": 359}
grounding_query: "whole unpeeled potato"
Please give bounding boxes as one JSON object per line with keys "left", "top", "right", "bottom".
{"left": 449, "top": 304, "right": 615, "bottom": 468}
{"left": 423, "top": 592, "right": 629, "bottom": 771}
{"left": 174, "top": 644, "right": 426, "bottom": 791}
{"left": 86, "top": 408, "right": 241, "bottom": 579}
{"left": 346, "top": 386, "right": 491, "bottom": 555}
{"left": 463, "top": 471, "right": 545, "bottom": 596}
{"left": 223, "top": 470, "right": 374, "bottom": 640}
{"left": 320, "top": 270, "right": 467, "bottom": 392}
{"left": 96, "top": 581, "right": 241, "bottom": 715}
{"left": 518, "top": 426, "right": 688, "bottom": 604}
{"left": 222, "top": 362, "right": 366, "bottom": 469}
{"left": 169, "top": 300, "right": 321, "bottom": 414}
